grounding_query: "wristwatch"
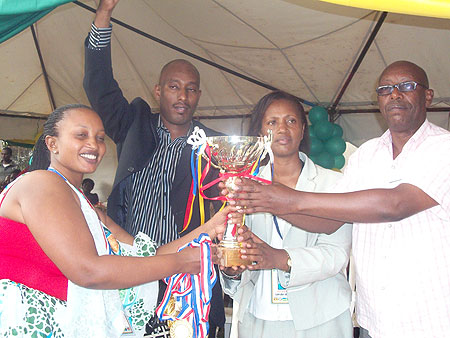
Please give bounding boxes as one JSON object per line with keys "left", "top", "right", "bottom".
{"left": 286, "top": 252, "right": 292, "bottom": 273}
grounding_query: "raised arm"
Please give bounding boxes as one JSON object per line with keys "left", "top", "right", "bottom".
{"left": 83, "top": 0, "right": 144, "bottom": 144}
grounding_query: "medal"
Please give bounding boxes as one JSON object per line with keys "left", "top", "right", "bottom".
{"left": 165, "top": 296, "right": 194, "bottom": 338}
{"left": 156, "top": 234, "right": 216, "bottom": 338}
{"left": 170, "top": 319, "right": 193, "bottom": 338}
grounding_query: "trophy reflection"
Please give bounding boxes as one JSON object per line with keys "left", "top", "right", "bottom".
{"left": 205, "top": 135, "right": 269, "bottom": 267}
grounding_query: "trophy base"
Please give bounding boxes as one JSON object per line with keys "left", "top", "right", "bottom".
{"left": 218, "top": 241, "right": 251, "bottom": 267}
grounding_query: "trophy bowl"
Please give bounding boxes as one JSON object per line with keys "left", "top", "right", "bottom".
{"left": 205, "top": 135, "right": 268, "bottom": 267}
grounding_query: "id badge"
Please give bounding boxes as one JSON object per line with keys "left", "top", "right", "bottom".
{"left": 271, "top": 269, "right": 288, "bottom": 304}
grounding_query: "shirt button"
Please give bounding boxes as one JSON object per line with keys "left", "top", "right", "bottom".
{"left": 127, "top": 166, "right": 134, "bottom": 172}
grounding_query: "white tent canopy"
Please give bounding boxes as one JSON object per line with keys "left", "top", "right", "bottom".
{"left": 1, "top": 0, "right": 449, "bottom": 200}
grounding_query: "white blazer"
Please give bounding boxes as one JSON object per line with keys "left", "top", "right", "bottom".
{"left": 221, "top": 152, "right": 352, "bottom": 331}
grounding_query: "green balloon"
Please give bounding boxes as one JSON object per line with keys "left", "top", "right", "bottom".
{"left": 313, "top": 120, "right": 333, "bottom": 140}
{"left": 308, "top": 106, "right": 328, "bottom": 125}
{"left": 331, "top": 123, "right": 344, "bottom": 138}
{"left": 325, "top": 137, "right": 346, "bottom": 155}
{"left": 309, "top": 136, "right": 324, "bottom": 155}
{"left": 316, "top": 151, "right": 334, "bottom": 169}
{"left": 308, "top": 125, "right": 316, "bottom": 138}
{"left": 334, "top": 154, "right": 345, "bottom": 169}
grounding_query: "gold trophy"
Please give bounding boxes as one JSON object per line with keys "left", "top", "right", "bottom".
{"left": 204, "top": 135, "right": 270, "bottom": 267}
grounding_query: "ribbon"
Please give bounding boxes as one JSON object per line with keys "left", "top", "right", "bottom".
{"left": 182, "top": 129, "right": 209, "bottom": 233}
{"left": 197, "top": 145, "right": 272, "bottom": 202}
{"left": 156, "top": 234, "right": 216, "bottom": 338}
{"left": 187, "top": 126, "right": 207, "bottom": 150}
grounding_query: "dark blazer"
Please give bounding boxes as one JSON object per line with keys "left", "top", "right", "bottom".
{"left": 83, "top": 40, "right": 222, "bottom": 235}
{"left": 83, "top": 39, "right": 225, "bottom": 328}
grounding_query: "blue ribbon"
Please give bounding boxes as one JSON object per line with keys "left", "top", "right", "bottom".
{"left": 269, "top": 163, "right": 283, "bottom": 239}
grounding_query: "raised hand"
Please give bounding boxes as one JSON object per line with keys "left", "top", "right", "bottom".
{"left": 95, "top": 0, "right": 120, "bottom": 28}
{"left": 241, "top": 233, "right": 290, "bottom": 272}
{"left": 98, "top": 0, "right": 120, "bottom": 12}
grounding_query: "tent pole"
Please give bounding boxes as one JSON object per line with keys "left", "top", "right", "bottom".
{"left": 0, "top": 112, "right": 47, "bottom": 120}
{"left": 73, "top": 1, "right": 315, "bottom": 106}
{"left": 194, "top": 107, "right": 449, "bottom": 120}
{"left": 329, "top": 11, "right": 388, "bottom": 122}
{"left": 31, "top": 24, "right": 56, "bottom": 111}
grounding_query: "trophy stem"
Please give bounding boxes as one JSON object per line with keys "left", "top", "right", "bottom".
{"left": 218, "top": 175, "right": 250, "bottom": 267}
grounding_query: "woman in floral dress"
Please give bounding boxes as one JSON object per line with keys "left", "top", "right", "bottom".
{"left": 0, "top": 104, "right": 233, "bottom": 337}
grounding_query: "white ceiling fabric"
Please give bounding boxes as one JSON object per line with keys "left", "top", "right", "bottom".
{"left": 1, "top": 0, "right": 449, "bottom": 118}
{"left": 1, "top": 0, "right": 449, "bottom": 199}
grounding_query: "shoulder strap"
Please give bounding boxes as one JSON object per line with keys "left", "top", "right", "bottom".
{"left": 0, "top": 174, "right": 24, "bottom": 207}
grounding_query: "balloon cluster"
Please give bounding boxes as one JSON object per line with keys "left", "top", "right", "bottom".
{"left": 308, "top": 106, "right": 346, "bottom": 170}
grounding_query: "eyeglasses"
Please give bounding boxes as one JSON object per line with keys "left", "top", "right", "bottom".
{"left": 376, "top": 81, "right": 428, "bottom": 96}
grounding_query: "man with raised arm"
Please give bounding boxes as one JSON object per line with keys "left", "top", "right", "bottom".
{"left": 83, "top": 0, "right": 225, "bottom": 335}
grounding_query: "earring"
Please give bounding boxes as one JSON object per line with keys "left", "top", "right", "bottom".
{"left": 53, "top": 150, "right": 57, "bottom": 154}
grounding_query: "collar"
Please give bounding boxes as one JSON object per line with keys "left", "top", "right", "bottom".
{"left": 157, "top": 115, "right": 194, "bottom": 139}
{"left": 378, "top": 119, "right": 431, "bottom": 152}
{"left": 259, "top": 152, "right": 317, "bottom": 190}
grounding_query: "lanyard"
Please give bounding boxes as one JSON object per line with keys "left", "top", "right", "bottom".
{"left": 273, "top": 215, "right": 283, "bottom": 240}
{"left": 271, "top": 163, "right": 283, "bottom": 239}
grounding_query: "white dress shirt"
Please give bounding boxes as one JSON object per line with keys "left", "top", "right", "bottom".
{"left": 335, "top": 120, "right": 450, "bottom": 338}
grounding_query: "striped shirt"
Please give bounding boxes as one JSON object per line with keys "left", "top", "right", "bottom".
{"left": 123, "top": 117, "right": 193, "bottom": 246}
{"left": 87, "top": 23, "right": 193, "bottom": 245}
{"left": 336, "top": 120, "right": 450, "bottom": 338}
{"left": 88, "top": 22, "right": 112, "bottom": 49}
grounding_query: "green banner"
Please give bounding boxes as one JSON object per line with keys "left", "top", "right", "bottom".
{"left": 0, "top": 0, "right": 73, "bottom": 43}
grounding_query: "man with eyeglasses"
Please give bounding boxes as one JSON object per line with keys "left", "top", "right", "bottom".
{"left": 227, "top": 60, "right": 450, "bottom": 338}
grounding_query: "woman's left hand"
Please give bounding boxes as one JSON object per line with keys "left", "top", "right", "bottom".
{"left": 241, "top": 233, "right": 290, "bottom": 271}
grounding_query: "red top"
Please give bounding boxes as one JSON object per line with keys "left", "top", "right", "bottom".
{"left": 0, "top": 215, "right": 68, "bottom": 300}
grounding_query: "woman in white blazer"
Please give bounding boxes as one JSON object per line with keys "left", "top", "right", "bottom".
{"left": 221, "top": 91, "right": 353, "bottom": 338}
